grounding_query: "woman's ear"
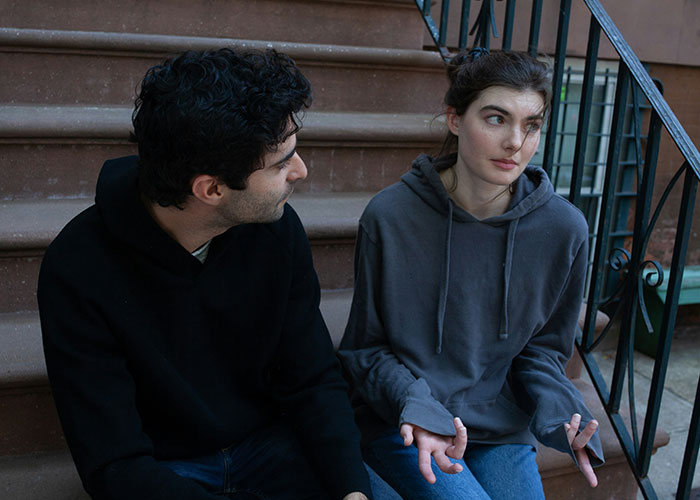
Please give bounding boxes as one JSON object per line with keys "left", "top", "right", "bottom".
{"left": 446, "top": 107, "right": 460, "bottom": 136}
{"left": 191, "top": 174, "right": 224, "bottom": 206}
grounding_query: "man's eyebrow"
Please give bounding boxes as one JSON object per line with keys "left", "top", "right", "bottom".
{"left": 480, "top": 104, "right": 544, "bottom": 121}
{"left": 271, "top": 146, "right": 297, "bottom": 167}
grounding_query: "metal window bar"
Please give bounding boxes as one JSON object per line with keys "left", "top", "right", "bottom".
{"left": 414, "top": 0, "right": 700, "bottom": 498}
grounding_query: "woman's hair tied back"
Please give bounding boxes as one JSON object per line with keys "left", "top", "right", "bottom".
{"left": 467, "top": 46, "right": 489, "bottom": 61}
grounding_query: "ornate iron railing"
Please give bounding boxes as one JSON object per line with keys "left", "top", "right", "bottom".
{"left": 415, "top": 0, "right": 700, "bottom": 498}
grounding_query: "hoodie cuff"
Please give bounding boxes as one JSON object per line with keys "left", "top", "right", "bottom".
{"left": 541, "top": 422, "right": 605, "bottom": 468}
{"left": 398, "top": 379, "right": 456, "bottom": 436}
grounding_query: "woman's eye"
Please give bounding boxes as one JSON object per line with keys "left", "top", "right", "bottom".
{"left": 527, "top": 122, "right": 542, "bottom": 133}
{"left": 485, "top": 115, "right": 504, "bottom": 125}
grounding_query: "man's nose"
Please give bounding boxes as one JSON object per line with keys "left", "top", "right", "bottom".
{"left": 287, "top": 153, "right": 307, "bottom": 182}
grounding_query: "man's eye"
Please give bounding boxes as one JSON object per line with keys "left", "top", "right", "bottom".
{"left": 278, "top": 161, "right": 290, "bottom": 170}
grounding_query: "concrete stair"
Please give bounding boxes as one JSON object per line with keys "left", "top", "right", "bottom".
{"left": 0, "top": 28, "right": 445, "bottom": 111}
{"left": 0, "top": 0, "right": 424, "bottom": 50}
{"left": 0, "top": 1, "right": 668, "bottom": 498}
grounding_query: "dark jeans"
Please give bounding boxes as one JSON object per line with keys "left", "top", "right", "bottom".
{"left": 159, "top": 423, "right": 400, "bottom": 500}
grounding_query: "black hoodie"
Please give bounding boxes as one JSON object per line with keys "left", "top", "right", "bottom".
{"left": 38, "top": 156, "right": 370, "bottom": 499}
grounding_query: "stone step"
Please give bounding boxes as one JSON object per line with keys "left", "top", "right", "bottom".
{"left": 0, "top": 192, "right": 373, "bottom": 312}
{"left": 0, "top": 289, "right": 357, "bottom": 456}
{"left": 0, "top": 450, "right": 88, "bottom": 500}
{"left": 0, "top": 106, "right": 445, "bottom": 200}
{"left": 0, "top": 330, "right": 669, "bottom": 500}
{"left": 0, "top": 28, "right": 446, "bottom": 112}
{"left": 1, "top": 0, "right": 423, "bottom": 50}
{"left": 0, "top": 295, "right": 668, "bottom": 500}
{"left": 0, "top": 288, "right": 617, "bottom": 457}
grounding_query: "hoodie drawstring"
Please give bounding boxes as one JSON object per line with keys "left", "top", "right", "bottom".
{"left": 436, "top": 200, "right": 454, "bottom": 354}
{"left": 499, "top": 219, "right": 519, "bottom": 340}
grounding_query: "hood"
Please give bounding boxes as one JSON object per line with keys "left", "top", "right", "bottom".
{"left": 95, "top": 155, "right": 204, "bottom": 277}
{"left": 401, "top": 153, "right": 553, "bottom": 224}
{"left": 401, "top": 153, "right": 555, "bottom": 352}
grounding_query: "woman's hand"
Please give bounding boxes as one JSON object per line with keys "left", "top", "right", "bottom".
{"left": 565, "top": 413, "right": 599, "bottom": 487}
{"left": 400, "top": 417, "right": 468, "bottom": 484}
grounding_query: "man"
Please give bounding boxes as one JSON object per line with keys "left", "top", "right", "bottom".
{"left": 38, "top": 48, "right": 372, "bottom": 500}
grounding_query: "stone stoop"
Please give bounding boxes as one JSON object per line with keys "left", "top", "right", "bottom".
{"left": 0, "top": 288, "right": 669, "bottom": 499}
{"left": 0, "top": 1, "right": 666, "bottom": 498}
{"left": 1, "top": 0, "right": 424, "bottom": 50}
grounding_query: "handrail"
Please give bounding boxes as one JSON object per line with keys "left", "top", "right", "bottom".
{"left": 584, "top": 0, "right": 700, "bottom": 178}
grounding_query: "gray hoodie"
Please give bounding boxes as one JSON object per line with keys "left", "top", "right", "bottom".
{"left": 338, "top": 154, "right": 604, "bottom": 466}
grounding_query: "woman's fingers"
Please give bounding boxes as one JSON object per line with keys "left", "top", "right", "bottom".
{"left": 400, "top": 423, "right": 415, "bottom": 447}
{"left": 417, "top": 447, "right": 436, "bottom": 484}
{"left": 433, "top": 450, "right": 463, "bottom": 475}
{"left": 575, "top": 447, "right": 598, "bottom": 487}
{"left": 448, "top": 417, "right": 468, "bottom": 459}
{"left": 566, "top": 413, "right": 581, "bottom": 444}
{"left": 571, "top": 420, "right": 599, "bottom": 450}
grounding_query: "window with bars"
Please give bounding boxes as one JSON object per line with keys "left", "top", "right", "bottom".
{"left": 529, "top": 58, "right": 652, "bottom": 297}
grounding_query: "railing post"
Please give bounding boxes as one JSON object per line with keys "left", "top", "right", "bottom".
{"left": 639, "top": 163, "right": 697, "bottom": 476}
{"left": 527, "top": 0, "right": 543, "bottom": 56}
{"left": 584, "top": 62, "right": 629, "bottom": 356}
{"left": 542, "top": 0, "right": 571, "bottom": 178}
{"left": 458, "top": 1, "right": 472, "bottom": 52}
{"left": 569, "top": 18, "right": 600, "bottom": 208}
{"left": 501, "top": 0, "right": 516, "bottom": 50}
{"left": 677, "top": 371, "right": 700, "bottom": 499}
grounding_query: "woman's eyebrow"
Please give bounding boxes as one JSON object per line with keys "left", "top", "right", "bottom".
{"left": 480, "top": 104, "right": 510, "bottom": 116}
{"left": 480, "top": 104, "right": 544, "bottom": 121}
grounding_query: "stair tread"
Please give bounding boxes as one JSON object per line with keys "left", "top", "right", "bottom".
{"left": 0, "top": 192, "right": 374, "bottom": 251}
{"left": 0, "top": 0, "right": 424, "bottom": 52}
{"left": 0, "top": 287, "right": 355, "bottom": 387}
{"left": 0, "top": 27, "right": 443, "bottom": 68}
{"left": 0, "top": 106, "right": 446, "bottom": 141}
{"left": 0, "top": 311, "right": 45, "bottom": 388}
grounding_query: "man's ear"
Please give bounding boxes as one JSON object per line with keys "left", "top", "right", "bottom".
{"left": 191, "top": 174, "right": 224, "bottom": 206}
{"left": 446, "top": 107, "right": 460, "bottom": 136}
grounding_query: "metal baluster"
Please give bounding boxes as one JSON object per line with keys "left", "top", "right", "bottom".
{"left": 502, "top": 0, "right": 516, "bottom": 50}
{"left": 576, "top": 20, "right": 601, "bottom": 347}
{"left": 639, "top": 163, "right": 697, "bottom": 480}
{"left": 677, "top": 371, "right": 700, "bottom": 499}
{"left": 458, "top": 1, "right": 472, "bottom": 51}
{"left": 528, "top": 0, "right": 543, "bottom": 56}
{"left": 439, "top": 0, "right": 451, "bottom": 47}
{"left": 542, "top": 0, "right": 571, "bottom": 178}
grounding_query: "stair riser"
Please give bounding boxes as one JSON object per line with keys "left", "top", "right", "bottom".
{"left": 0, "top": 390, "right": 65, "bottom": 456}
{"left": 0, "top": 143, "right": 133, "bottom": 201}
{"left": 0, "top": 51, "right": 446, "bottom": 113}
{"left": 0, "top": 142, "right": 435, "bottom": 200}
{"left": 1, "top": 0, "right": 423, "bottom": 50}
{"left": 299, "top": 143, "right": 428, "bottom": 193}
{"left": 1, "top": 241, "right": 354, "bottom": 313}
{"left": 1, "top": 255, "right": 41, "bottom": 313}
{"left": 0, "top": 451, "right": 88, "bottom": 500}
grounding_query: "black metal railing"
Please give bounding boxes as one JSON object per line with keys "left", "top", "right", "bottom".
{"left": 414, "top": 0, "right": 700, "bottom": 498}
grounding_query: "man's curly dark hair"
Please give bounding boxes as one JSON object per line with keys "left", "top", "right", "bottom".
{"left": 131, "top": 48, "right": 312, "bottom": 208}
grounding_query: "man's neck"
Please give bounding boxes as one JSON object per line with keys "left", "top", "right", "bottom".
{"left": 142, "top": 195, "right": 220, "bottom": 253}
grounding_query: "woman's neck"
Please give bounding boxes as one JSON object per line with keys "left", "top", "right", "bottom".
{"left": 439, "top": 166, "right": 513, "bottom": 219}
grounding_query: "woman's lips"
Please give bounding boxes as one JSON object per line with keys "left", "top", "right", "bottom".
{"left": 492, "top": 159, "right": 518, "bottom": 170}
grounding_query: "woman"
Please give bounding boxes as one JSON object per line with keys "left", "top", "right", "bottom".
{"left": 338, "top": 49, "right": 604, "bottom": 500}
